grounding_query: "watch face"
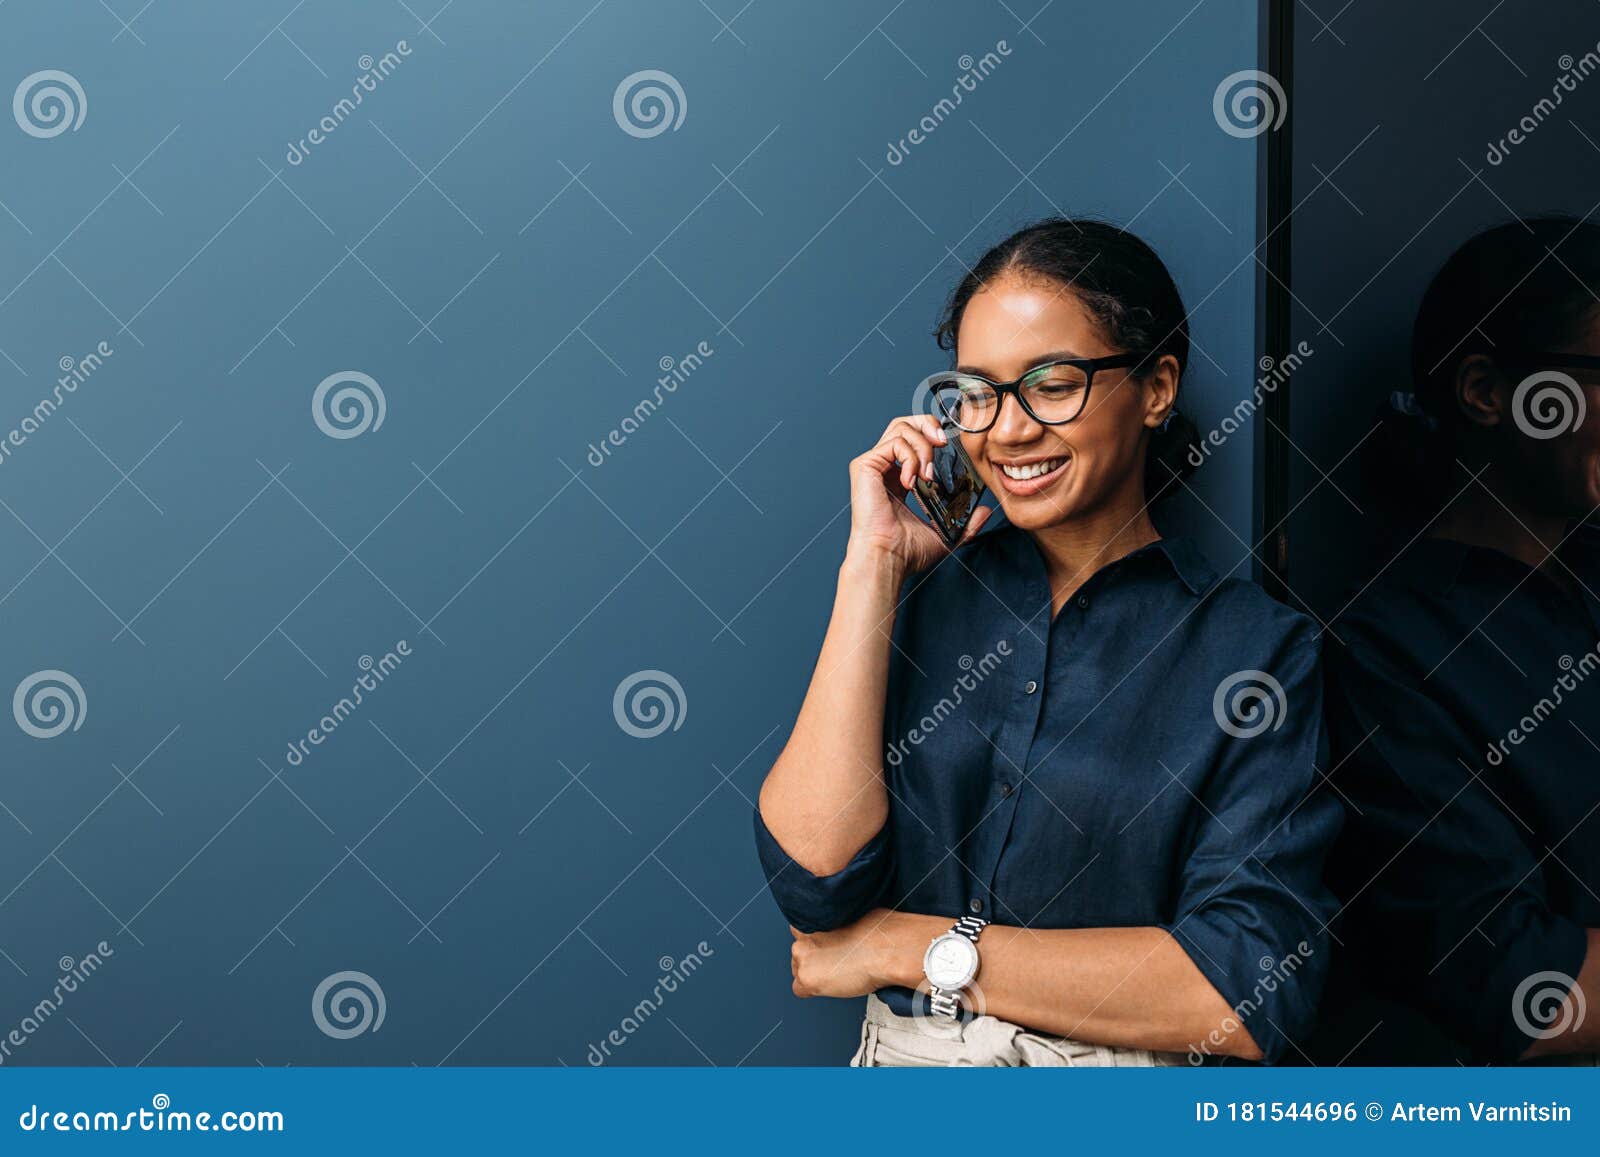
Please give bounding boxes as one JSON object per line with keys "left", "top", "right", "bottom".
{"left": 923, "top": 933, "right": 978, "bottom": 989}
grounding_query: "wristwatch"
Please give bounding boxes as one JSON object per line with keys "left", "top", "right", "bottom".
{"left": 922, "top": 914, "right": 987, "bottom": 1019}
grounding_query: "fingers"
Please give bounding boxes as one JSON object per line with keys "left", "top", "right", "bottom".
{"left": 877, "top": 416, "right": 949, "bottom": 489}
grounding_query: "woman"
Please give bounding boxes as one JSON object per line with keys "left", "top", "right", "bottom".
{"left": 1325, "top": 216, "right": 1600, "bottom": 1064}
{"left": 754, "top": 218, "right": 1341, "bottom": 1066}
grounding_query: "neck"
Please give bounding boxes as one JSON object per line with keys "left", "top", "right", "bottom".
{"left": 1028, "top": 490, "right": 1160, "bottom": 611}
{"left": 1429, "top": 468, "right": 1569, "bottom": 570}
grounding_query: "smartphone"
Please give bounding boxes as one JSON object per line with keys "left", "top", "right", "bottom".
{"left": 910, "top": 420, "right": 985, "bottom": 549}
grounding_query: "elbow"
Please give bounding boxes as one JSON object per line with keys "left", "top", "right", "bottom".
{"left": 757, "top": 780, "right": 887, "bottom": 877}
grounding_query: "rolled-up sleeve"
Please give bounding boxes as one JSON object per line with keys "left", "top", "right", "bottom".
{"left": 1326, "top": 629, "right": 1589, "bottom": 1061}
{"left": 1161, "top": 626, "right": 1343, "bottom": 1064}
{"left": 752, "top": 806, "right": 891, "bottom": 932}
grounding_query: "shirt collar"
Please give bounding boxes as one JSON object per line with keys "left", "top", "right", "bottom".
{"left": 985, "top": 520, "right": 1216, "bottom": 597}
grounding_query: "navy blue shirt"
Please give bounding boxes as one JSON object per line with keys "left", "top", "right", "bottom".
{"left": 1325, "top": 529, "right": 1600, "bottom": 1062}
{"left": 754, "top": 526, "right": 1342, "bottom": 1063}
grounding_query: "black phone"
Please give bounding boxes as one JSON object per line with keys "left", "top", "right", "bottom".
{"left": 910, "top": 418, "right": 985, "bottom": 549}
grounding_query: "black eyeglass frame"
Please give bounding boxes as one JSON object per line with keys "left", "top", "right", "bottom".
{"left": 924, "top": 351, "right": 1150, "bottom": 433}
{"left": 1495, "top": 351, "right": 1600, "bottom": 374}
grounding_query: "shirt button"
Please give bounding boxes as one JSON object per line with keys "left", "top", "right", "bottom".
{"left": 968, "top": 898, "right": 983, "bottom": 914}
{"left": 1076, "top": 595, "right": 1089, "bottom": 610}
{"left": 1023, "top": 680, "right": 1038, "bottom": 695}
{"left": 1000, "top": 782, "right": 1014, "bottom": 797}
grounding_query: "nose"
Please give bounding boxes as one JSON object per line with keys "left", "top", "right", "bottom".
{"left": 988, "top": 390, "right": 1042, "bottom": 444}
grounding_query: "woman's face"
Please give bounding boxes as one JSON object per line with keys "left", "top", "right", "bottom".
{"left": 953, "top": 272, "right": 1173, "bottom": 532}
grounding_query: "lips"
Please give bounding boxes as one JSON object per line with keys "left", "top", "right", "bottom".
{"left": 991, "top": 456, "right": 1070, "bottom": 496}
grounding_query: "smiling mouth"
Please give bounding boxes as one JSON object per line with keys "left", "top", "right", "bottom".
{"left": 998, "top": 458, "right": 1066, "bottom": 480}
{"left": 992, "top": 456, "right": 1070, "bottom": 495}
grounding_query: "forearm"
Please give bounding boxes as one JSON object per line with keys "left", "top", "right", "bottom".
{"left": 758, "top": 547, "right": 905, "bottom": 875}
{"left": 1521, "top": 928, "right": 1600, "bottom": 1059}
{"left": 870, "top": 912, "right": 1261, "bottom": 1059}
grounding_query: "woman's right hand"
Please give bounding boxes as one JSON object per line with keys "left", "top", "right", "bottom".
{"left": 846, "top": 415, "right": 990, "bottom": 574}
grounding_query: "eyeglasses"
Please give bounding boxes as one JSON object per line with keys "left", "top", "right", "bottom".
{"left": 1498, "top": 351, "right": 1600, "bottom": 375}
{"left": 921, "top": 352, "right": 1147, "bottom": 434}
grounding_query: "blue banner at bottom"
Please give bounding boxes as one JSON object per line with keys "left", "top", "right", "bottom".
{"left": 0, "top": 1067, "right": 1594, "bottom": 1151}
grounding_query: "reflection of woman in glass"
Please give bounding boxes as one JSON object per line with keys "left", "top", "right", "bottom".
{"left": 753, "top": 219, "right": 1341, "bottom": 1066}
{"left": 1327, "top": 217, "right": 1600, "bottom": 1063}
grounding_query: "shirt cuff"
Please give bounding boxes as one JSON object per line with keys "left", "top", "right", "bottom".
{"left": 752, "top": 805, "right": 891, "bottom": 933}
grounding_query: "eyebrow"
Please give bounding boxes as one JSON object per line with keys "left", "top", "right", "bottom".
{"left": 954, "top": 350, "right": 1089, "bottom": 378}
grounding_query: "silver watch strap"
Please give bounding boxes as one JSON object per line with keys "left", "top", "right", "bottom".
{"left": 928, "top": 915, "right": 988, "bottom": 1019}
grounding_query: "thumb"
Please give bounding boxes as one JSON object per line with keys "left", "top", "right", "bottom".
{"left": 789, "top": 925, "right": 802, "bottom": 939}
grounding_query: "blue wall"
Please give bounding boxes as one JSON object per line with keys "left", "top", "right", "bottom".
{"left": 0, "top": 1, "right": 1260, "bottom": 1065}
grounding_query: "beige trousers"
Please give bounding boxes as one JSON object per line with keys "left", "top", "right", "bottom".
{"left": 850, "top": 993, "right": 1189, "bottom": 1067}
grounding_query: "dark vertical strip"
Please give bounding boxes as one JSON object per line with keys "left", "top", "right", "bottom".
{"left": 1258, "top": 0, "right": 1294, "bottom": 600}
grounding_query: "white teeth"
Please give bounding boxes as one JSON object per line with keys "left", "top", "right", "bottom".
{"left": 999, "top": 458, "right": 1064, "bottom": 481}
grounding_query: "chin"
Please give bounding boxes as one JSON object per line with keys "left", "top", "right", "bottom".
{"left": 992, "top": 487, "right": 1083, "bottom": 530}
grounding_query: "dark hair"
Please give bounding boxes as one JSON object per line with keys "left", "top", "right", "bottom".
{"left": 934, "top": 217, "right": 1200, "bottom": 502}
{"left": 1365, "top": 215, "right": 1600, "bottom": 529}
